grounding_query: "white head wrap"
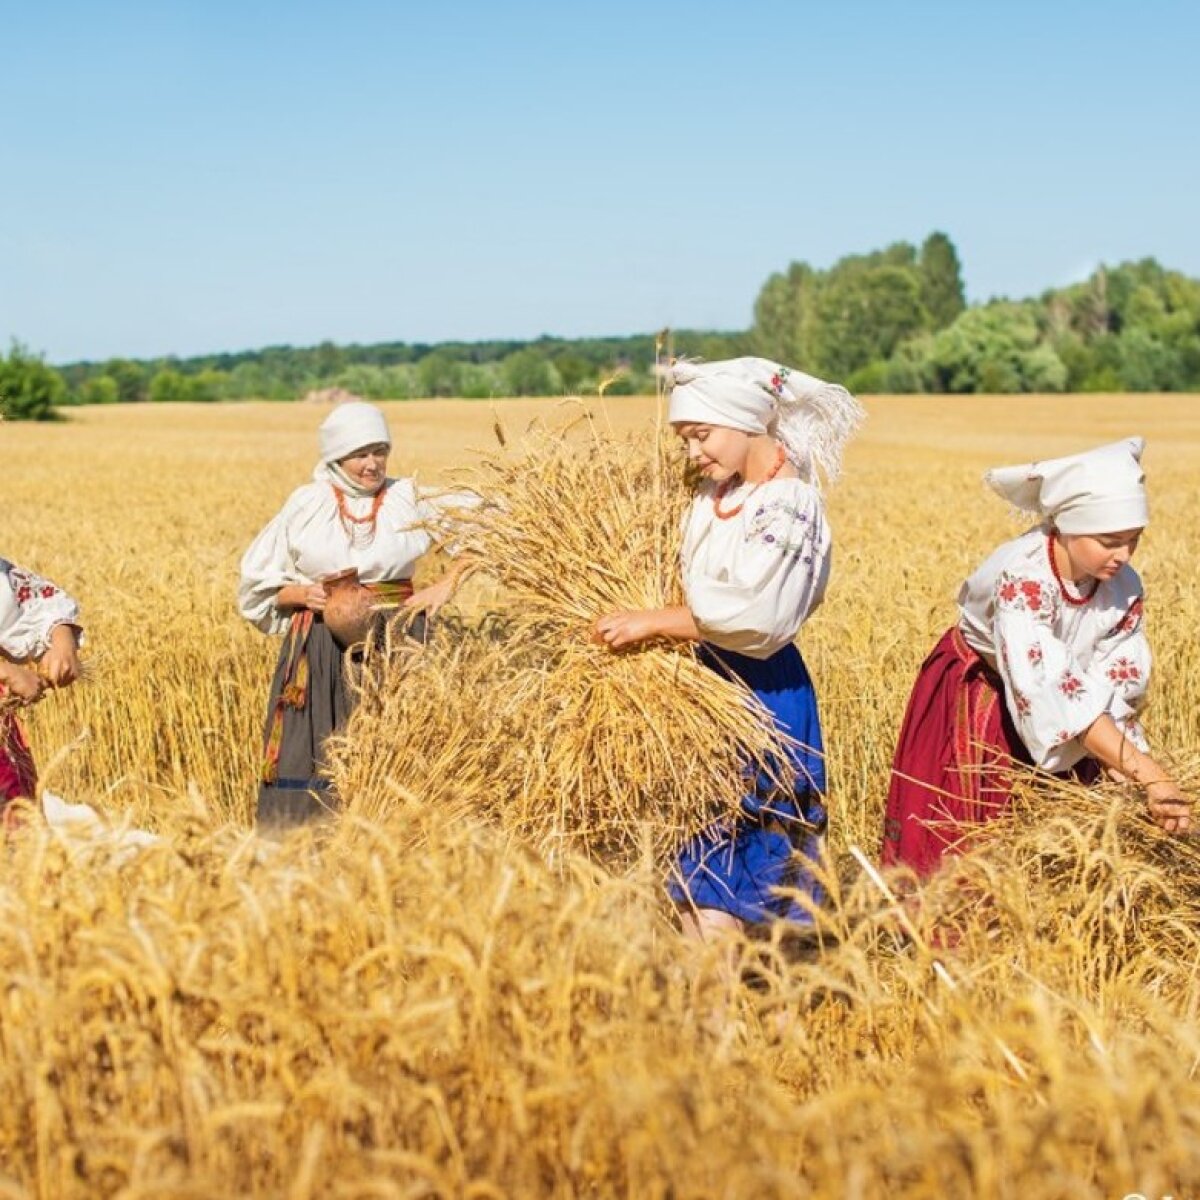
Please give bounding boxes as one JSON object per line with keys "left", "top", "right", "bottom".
{"left": 313, "top": 401, "right": 392, "bottom": 496}
{"left": 664, "top": 356, "right": 864, "bottom": 485}
{"left": 317, "top": 401, "right": 391, "bottom": 464}
{"left": 985, "top": 437, "right": 1149, "bottom": 534}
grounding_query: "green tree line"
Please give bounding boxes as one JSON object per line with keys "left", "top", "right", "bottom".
{"left": 751, "top": 236, "right": 1200, "bottom": 394}
{"left": 3, "top": 236, "right": 1199, "bottom": 419}
{"left": 5, "top": 330, "right": 746, "bottom": 416}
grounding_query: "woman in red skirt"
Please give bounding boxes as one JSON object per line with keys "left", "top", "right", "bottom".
{"left": 0, "top": 558, "right": 82, "bottom": 820}
{"left": 882, "top": 438, "right": 1191, "bottom": 877}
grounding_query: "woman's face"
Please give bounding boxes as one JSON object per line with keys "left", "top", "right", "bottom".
{"left": 338, "top": 442, "right": 390, "bottom": 491}
{"left": 1059, "top": 528, "right": 1143, "bottom": 582}
{"left": 674, "top": 423, "right": 751, "bottom": 483}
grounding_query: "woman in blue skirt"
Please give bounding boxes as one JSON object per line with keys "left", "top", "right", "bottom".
{"left": 594, "top": 357, "right": 862, "bottom": 940}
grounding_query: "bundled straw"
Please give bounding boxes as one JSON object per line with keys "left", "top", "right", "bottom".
{"left": 871, "top": 754, "right": 1200, "bottom": 981}
{"left": 327, "top": 409, "right": 796, "bottom": 871}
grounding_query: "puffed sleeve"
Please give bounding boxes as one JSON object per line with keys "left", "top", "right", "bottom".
{"left": 0, "top": 561, "right": 82, "bottom": 660}
{"left": 687, "top": 489, "right": 830, "bottom": 659}
{"left": 1089, "top": 594, "right": 1151, "bottom": 752}
{"left": 992, "top": 571, "right": 1110, "bottom": 770}
{"left": 238, "top": 495, "right": 306, "bottom": 636}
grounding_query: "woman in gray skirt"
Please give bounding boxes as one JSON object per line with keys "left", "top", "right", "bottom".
{"left": 239, "top": 401, "right": 464, "bottom": 826}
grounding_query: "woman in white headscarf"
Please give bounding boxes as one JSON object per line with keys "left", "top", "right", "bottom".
{"left": 0, "top": 558, "right": 82, "bottom": 822}
{"left": 881, "top": 437, "right": 1191, "bottom": 877}
{"left": 594, "top": 357, "right": 864, "bottom": 939}
{"left": 239, "top": 401, "right": 467, "bottom": 826}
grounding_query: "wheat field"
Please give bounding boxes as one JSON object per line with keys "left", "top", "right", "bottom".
{"left": 1, "top": 393, "right": 1198, "bottom": 1198}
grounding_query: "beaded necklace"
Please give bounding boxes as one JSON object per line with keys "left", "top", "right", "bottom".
{"left": 333, "top": 482, "right": 388, "bottom": 544}
{"left": 713, "top": 445, "right": 787, "bottom": 521}
{"left": 1046, "top": 533, "right": 1098, "bottom": 607}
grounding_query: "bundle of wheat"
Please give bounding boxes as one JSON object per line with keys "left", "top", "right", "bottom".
{"left": 939, "top": 760, "right": 1200, "bottom": 980}
{"left": 328, "top": 410, "right": 798, "bottom": 871}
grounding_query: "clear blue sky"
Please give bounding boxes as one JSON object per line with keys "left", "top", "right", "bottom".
{"left": 2, "top": 0, "right": 1197, "bottom": 363}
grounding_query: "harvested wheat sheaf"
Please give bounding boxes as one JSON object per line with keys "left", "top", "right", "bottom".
{"left": 328, "top": 412, "right": 796, "bottom": 871}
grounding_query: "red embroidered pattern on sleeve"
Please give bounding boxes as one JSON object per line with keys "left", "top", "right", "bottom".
{"left": 6, "top": 566, "right": 59, "bottom": 606}
{"left": 996, "top": 573, "right": 1053, "bottom": 616}
{"left": 1114, "top": 597, "right": 1144, "bottom": 635}
{"left": 1057, "top": 671, "right": 1087, "bottom": 700}
{"left": 1106, "top": 656, "right": 1142, "bottom": 684}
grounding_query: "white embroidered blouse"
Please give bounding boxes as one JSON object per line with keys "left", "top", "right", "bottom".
{"left": 238, "top": 479, "right": 445, "bottom": 635}
{"left": 0, "top": 559, "right": 81, "bottom": 661}
{"left": 957, "top": 527, "right": 1150, "bottom": 772}
{"left": 680, "top": 477, "right": 830, "bottom": 659}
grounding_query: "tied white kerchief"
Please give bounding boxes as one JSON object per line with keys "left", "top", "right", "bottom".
{"left": 985, "top": 437, "right": 1149, "bottom": 534}
{"left": 665, "top": 356, "right": 864, "bottom": 486}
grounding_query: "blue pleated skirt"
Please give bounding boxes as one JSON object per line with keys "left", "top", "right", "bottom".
{"left": 668, "top": 642, "right": 827, "bottom": 926}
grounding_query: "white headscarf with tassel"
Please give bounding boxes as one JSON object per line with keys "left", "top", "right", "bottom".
{"left": 664, "top": 356, "right": 864, "bottom": 486}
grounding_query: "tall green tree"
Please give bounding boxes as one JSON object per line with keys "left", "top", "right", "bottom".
{"left": 752, "top": 237, "right": 941, "bottom": 375}
{"left": 925, "top": 303, "right": 1067, "bottom": 393}
{"left": 416, "top": 351, "right": 465, "bottom": 397}
{"left": 149, "top": 369, "right": 194, "bottom": 402}
{"left": 502, "top": 349, "right": 561, "bottom": 396}
{"left": 1116, "top": 327, "right": 1187, "bottom": 391}
{"left": 551, "top": 352, "right": 590, "bottom": 393}
{"left": 752, "top": 261, "right": 819, "bottom": 365}
{"left": 101, "top": 358, "right": 148, "bottom": 403}
{"left": 80, "top": 376, "right": 120, "bottom": 405}
{"left": 0, "top": 342, "right": 65, "bottom": 420}
{"left": 811, "top": 265, "right": 927, "bottom": 377}
{"left": 919, "top": 232, "right": 966, "bottom": 329}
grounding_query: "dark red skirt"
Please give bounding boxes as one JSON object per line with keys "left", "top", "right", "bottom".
{"left": 0, "top": 712, "right": 37, "bottom": 822}
{"left": 881, "top": 627, "right": 1033, "bottom": 877}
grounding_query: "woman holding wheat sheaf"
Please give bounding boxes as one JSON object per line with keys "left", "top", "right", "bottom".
{"left": 239, "top": 401, "right": 466, "bottom": 827}
{"left": 882, "top": 437, "right": 1192, "bottom": 877}
{"left": 593, "top": 357, "right": 864, "bottom": 941}
{"left": 0, "top": 558, "right": 82, "bottom": 822}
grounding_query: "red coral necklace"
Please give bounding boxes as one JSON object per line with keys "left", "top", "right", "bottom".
{"left": 1047, "top": 533, "right": 1098, "bottom": 607}
{"left": 333, "top": 483, "right": 388, "bottom": 538}
{"left": 713, "top": 445, "right": 787, "bottom": 521}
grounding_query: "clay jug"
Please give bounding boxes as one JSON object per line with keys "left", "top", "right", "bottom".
{"left": 320, "top": 568, "right": 377, "bottom": 649}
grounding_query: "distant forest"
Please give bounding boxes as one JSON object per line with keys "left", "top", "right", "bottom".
{"left": 4, "top": 233, "right": 1200, "bottom": 419}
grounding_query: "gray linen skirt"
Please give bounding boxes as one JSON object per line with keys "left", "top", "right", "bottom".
{"left": 255, "top": 610, "right": 428, "bottom": 828}
{"left": 256, "top": 617, "right": 350, "bottom": 827}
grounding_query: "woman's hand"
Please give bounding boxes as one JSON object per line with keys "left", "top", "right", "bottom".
{"left": 301, "top": 583, "right": 328, "bottom": 613}
{"left": 1146, "top": 780, "right": 1192, "bottom": 836}
{"left": 276, "top": 583, "right": 328, "bottom": 613}
{"left": 593, "top": 610, "right": 661, "bottom": 650}
{"left": 0, "top": 663, "right": 46, "bottom": 706}
{"left": 39, "top": 624, "right": 82, "bottom": 687}
{"left": 593, "top": 606, "right": 701, "bottom": 650}
{"left": 1081, "top": 715, "right": 1192, "bottom": 835}
{"left": 404, "top": 575, "right": 456, "bottom": 616}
